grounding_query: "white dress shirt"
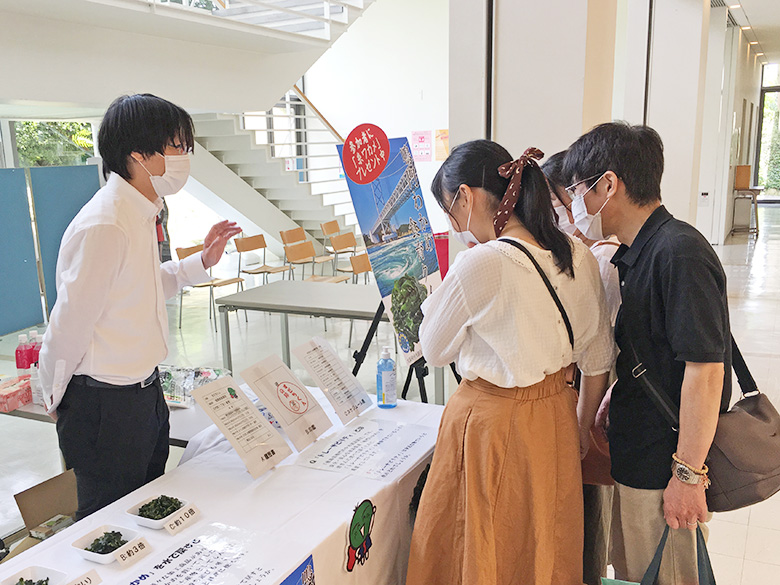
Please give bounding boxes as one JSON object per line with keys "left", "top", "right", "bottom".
{"left": 420, "top": 237, "right": 615, "bottom": 389}
{"left": 39, "top": 173, "right": 209, "bottom": 414}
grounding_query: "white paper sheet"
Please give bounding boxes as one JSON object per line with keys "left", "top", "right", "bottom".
{"left": 293, "top": 337, "right": 372, "bottom": 424}
{"left": 240, "top": 356, "right": 333, "bottom": 452}
{"left": 297, "top": 418, "right": 434, "bottom": 483}
{"left": 191, "top": 377, "right": 292, "bottom": 478}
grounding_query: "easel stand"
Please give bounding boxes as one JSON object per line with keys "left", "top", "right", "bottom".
{"left": 352, "top": 301, "right": 461, "bottom": 404}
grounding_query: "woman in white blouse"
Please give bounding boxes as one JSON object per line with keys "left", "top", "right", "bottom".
{"left": 406, "top": 140, "right": 614, "bottom": 585}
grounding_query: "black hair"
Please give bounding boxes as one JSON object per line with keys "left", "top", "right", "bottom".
{"left": 98, "top": 94, "right": 195, "bottom": 181}
{"left": 562, "top": 121, "right": 664, "bottom": 206}
{"left": 541, "top": 151, "right": 569, "bottom": 193}
{"left": 432, "top": 139, "right": 574, "bottom": 277}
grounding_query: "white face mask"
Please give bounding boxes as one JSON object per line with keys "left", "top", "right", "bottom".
{"left": 553, "top": 204, "right": 578, "bottom": 237}
{"left": 448, "top": 189, "right": 481, "bottom": 247}
{"left": 571, "top": 173, "right": 609, "bottom": 241}
{"left": 137, "top": 153, "right": 190, "bottom": 197}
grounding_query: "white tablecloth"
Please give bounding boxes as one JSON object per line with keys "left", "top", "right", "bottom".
{"left": 0, "top": 386, "right": 444, "bottom": 585}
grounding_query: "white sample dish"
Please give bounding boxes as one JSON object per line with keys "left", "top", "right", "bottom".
{"left": 126, "top": 495, "right": 188, "bottom": 530}
{"left": 0, "top": 566, "right": 68, "bottom": 585}
{"left": 71, "top": 524, "right": 139, "bottom": 565}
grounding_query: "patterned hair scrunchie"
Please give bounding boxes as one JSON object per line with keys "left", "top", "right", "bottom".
{"left": 494, "top": 147, "right": 545, "bottom": 237}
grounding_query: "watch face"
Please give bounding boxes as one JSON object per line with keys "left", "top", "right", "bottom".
{"left": 675, "top": 464, "right": 694, "bottom": 483}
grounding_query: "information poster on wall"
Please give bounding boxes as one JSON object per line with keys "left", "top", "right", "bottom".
{"left": 337, "top": 124, "right": 442, "bottom": 366}
{"left": 293, "top": 337, "right": 372, "bottom": 424}
{"left": 191, "top": 377, "right": 292, "bottom": 478}
{"left": 435, "top": 129, "right": 450, "bottom": 161}
{"left": 240, "top": 356, "right": 333, "bottom": 452}
{"left": 411, "top": 130, "right": 432, "bottom": 162}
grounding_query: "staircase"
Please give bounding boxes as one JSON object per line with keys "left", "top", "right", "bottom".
{"left": 191, "top": 88, "right": 357, "bottom": 250}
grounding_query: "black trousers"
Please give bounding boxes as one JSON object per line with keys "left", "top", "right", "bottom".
{"left": 56, "top": 375, "right": 170, "bottom": 520}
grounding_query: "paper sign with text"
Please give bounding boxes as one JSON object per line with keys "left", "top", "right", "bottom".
{"left": 293, "top": 337, "right": 372, "bottom": 424}
{"left": 192, "top": 377, "right": 292, "bottom": 478}
{"left": 164, "top": 504, "right": 201, "bottom": 536}
{"left": 241, "top": 356, "right": 332, "bottom": 452}
{"left": 297, "top": 418, "right": 434, "bottom": 482}
{"left": 65, "top": 570, "right": 102, "bottom": 585}
{"left": 114, "top": 536, "right": 152, "bottom": 568}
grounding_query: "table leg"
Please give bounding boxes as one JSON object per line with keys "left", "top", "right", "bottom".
{"left": 281, "top": 313, "right": 291, "bottom": 367}
{"left": 434, "top": 366, "right": 445, "bottom": 405}
{"left": 219, "top": 305, "right": 233, "bottom": 372}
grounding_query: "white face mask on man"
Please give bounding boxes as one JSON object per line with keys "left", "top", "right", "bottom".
{"left": 571, "top": 173, "right": 610, "bottom": 241}
{"left": 448, "top": 188, "right": 481, "bottom": 247}
{"left": 136, "top": 152, "right": 191, "bottom": 198}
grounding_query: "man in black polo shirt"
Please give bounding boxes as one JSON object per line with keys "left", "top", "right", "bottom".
{"left": 563, "top": 122, "right": 730, "bottom": 585}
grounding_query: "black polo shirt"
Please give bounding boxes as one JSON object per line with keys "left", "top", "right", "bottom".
{"left": 609, "top": 205, "right": 731, "bottom": 490}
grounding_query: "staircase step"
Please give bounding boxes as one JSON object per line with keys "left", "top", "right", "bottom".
{"left": 217, "top": 149, "right": 275, "bottom": 165}
{"left": 197, "top": 134, "right": 256, "bottom": 151}
{"left": 290, "top": 209, "right": 339, "bottom": 222}
{"left": 229, "top": 162, "right": 291, "bottom": 178}
{"left": 275, "top": 198, "right": 328, "bottom": 212}
{"left": 261, "top": 186, "right": 315, "bottom": 201}
{"left": 248, "top": 175, "right": 303, "bottom": 189}
{"left": 193, "top": 118, "right": 241, "bottom": 136}
{"left": 310, "top": 181, "right": 350, "bottom": 196}
{"left": 322, "top": 192, "right": 352, "bottom": 206}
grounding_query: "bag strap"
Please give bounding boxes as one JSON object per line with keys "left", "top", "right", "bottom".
{"left": 497, "top": 238, "right": 574, "bottom": 348}
{"left": 628, "top": 335, "right": 759, "bottom": 432}
{"left": 640, "top": 526, "right": 716, "bottom": 585}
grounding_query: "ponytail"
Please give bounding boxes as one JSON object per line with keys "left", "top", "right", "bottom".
{"left": 431, "top": 139, "right": 574, "bottom": 277}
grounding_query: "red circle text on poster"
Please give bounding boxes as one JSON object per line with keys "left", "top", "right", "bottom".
{"left": 342, "top": 124, "right": 390, "bottom": 185}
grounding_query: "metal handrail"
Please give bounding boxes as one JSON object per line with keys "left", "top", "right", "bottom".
{"left": 291, "top": 84, "right": 344, "bottom": 143}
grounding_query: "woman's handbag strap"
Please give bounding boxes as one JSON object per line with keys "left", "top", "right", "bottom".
{"left": 497, "top": 238, "right": 574, "bottom": 348}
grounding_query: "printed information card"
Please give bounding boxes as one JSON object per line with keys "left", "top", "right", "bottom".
{"left": 297, "top": 418, "right": 434, "bottom": 482}
{"left": 293, "top": 337, "right": 372, "bottom": 424}
{"left": 191, "top": 377, "right": 292, "bottom": 478}
{"left": 241, "top": 355, "right": 333, "bottom": 452}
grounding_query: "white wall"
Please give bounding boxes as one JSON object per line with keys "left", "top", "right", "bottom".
{"left": 709, "top": 26, "right": 763, "bottom": 243}
{"left": 646, "top": 0, "right": 710, "bottom": 225}
{"left": 612, "top": 0, "right": 650, "bottom": 124}
{"left": 695, "top": 7, "right": 729, "bottom": 242}
{"left": 303, "top": 0, "right": 449, "bottom": 232}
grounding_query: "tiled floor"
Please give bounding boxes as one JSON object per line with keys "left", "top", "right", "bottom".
{"left": 2, "top": 209, "right": 780, "bottom": 582}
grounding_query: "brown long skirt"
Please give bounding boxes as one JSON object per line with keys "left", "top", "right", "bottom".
{"left": 406, "top": 371, "right": 584, "bottom": 585}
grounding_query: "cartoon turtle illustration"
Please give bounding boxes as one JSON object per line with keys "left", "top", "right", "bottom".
{"left": 346, "top": 499, "right": 375, "bottom": 572}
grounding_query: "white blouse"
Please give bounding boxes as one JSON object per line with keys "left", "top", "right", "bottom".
{"left": 420, "top": 237, "right": 615, "bottom": 389}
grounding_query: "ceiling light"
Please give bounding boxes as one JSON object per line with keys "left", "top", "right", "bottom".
{"left": 756, "top": 53, "right": 764, "bottom": 56}
{"left": 729, "top": 4, "right": 741, "bottom": 8}
{"left": 741, "top": 26, "right": 751, "bottom": 30}
{"left": 750, "top": 41, "right": 758, "bottom": 45}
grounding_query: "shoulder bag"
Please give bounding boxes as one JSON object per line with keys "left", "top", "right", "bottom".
{"left": 628, "top": 337, "right": 780, "bottom": 512}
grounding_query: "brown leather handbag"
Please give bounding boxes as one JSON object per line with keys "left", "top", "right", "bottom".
{"left": 629, "top": 338, "right": 780, "bottom": 512}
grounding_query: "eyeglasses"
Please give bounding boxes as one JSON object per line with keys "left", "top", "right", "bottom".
{"left": 565, "top": 173, "right": 605, "bottom": 198}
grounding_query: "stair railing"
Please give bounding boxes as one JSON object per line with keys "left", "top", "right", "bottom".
{"left": 242, "top": 85, "right": 356, "bottom": 227}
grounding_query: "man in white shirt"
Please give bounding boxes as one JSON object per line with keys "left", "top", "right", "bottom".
{"left": 39, "top": 94, "right": 241, "bottom": 519}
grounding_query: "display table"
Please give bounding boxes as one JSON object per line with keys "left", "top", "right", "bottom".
{"left": 0, "top": 386, "right": 444, "bottom": 585}
{"left": 3, "top": 400, "right": 215, "bottom": 448}
{"left": 215, "top": 281, "right": 446, "bottom": 405}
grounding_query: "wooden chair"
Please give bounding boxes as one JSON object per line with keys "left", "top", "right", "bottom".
{"left": 347, "top": 253, "right": 373, "bottom": 346}
{"left": 332, "top": 231, "right": 359, "bottom": 274}
{"left": 349, "top": 253, "right": 372, "bottom": 285}
{"left": 280, "top": 227, "right": 334, "bottom": 278}
{"left": 176, "top": 244, "right": 243, "bottom": 332}
{"left": 234, "top": 234, "right": 288, "bottom": 286}
{"left": 321, "top": 220, "right": 341, "bottom": 253}
{"left": 284, "top": 241, "right": 350, "bottom": 283}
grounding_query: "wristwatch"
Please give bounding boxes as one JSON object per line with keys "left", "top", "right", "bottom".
{"left": 672, "top": 461, "right": 705, "bottom": 485}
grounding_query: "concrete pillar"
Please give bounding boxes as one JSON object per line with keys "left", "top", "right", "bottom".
{"left": 612, "top": 0, "right": 651, "bottom": 124}
{"left": 0, "top": 119, "right": 18, "bottom": 168}
{"left": 450, "top": 0, "right": 618, "bottom": 159}
{"left": 695, "top": 7, "right": 729, "bottom": 243}
{"left": 645, "top": 0, "right": 710, "bottom": 224}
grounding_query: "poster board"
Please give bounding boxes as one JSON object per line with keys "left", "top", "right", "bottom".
{"left": 337, "top": 125, "right": 442, "bottom": 366}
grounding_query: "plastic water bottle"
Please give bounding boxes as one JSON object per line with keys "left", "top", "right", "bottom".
{"left": 376, "top": 346, "right": 397, "bottom": 408}
{"left": 15, "top": 334, "right": 30, "bottom": 377}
